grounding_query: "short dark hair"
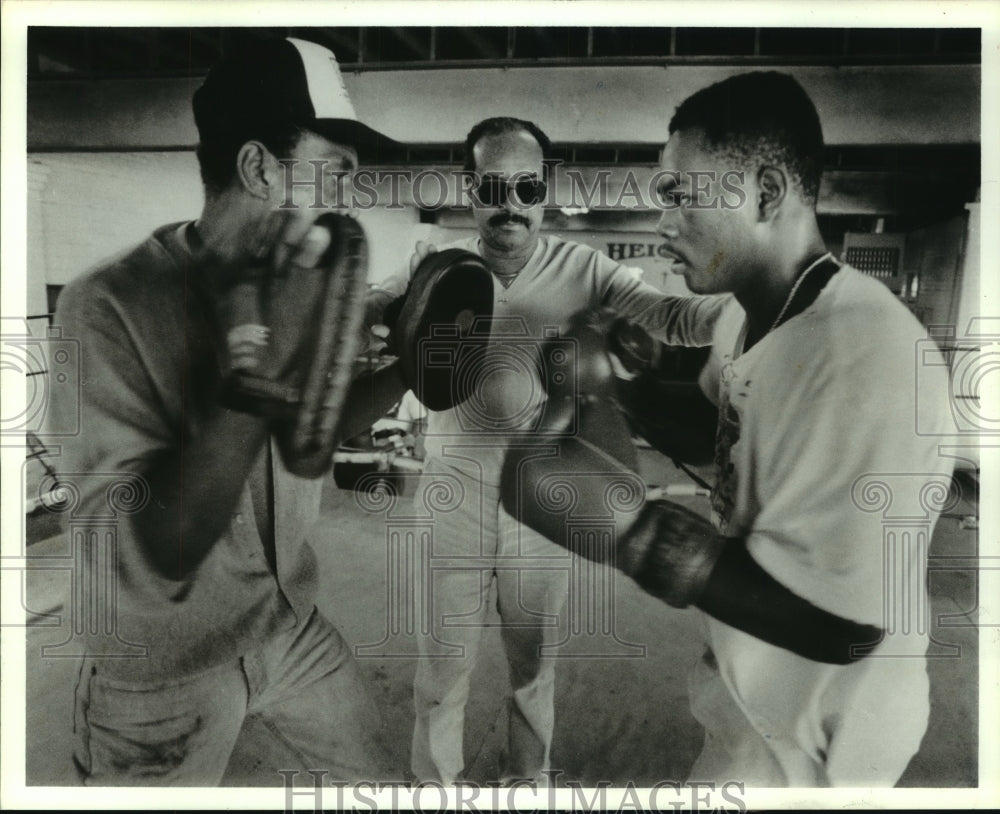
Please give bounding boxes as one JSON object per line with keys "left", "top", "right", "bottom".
{"left": 195, "top": 124, "right": 307, "bottom": 197}
{"left": 669, "top": 71, "right": 824, "bottom": 205}
{"left": 462, "top": 117, "right": 553, "bottom": 174}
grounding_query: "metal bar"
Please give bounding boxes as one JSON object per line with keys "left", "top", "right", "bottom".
{"left": 646, "top": 484, "right": 711, "bottom": 499}
{"left": 330, "top": 52, "right": 983, "bottom": 70}
{"left": 24, "top": 482, "right": 73, "bottom": 515}
{"left": 26, "top": 145, "right": 201, "bottom": 154}
{"left": 332, "top": 450, "right": 425, "bottom": 472}
{"left": 28, "top": 50, "right": 981, "bottom": 80}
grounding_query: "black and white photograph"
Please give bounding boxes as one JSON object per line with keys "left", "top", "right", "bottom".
{"left": 1, "top": 1, "right": 997, "bottom": 810}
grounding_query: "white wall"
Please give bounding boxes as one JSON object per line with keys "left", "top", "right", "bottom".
{"left": 28, "top": 153, "right": 203, "bottom": 288}
{"left": 28, "top": 64, "right": 980, "bottom": 150}
{"left": 953, "top": 202, "right": 980, "bottom": 338}
{"left": 26, "top": 152, "right": 424, "bottom": 305}
{"left": 25, "top": 150, "right": 687, "bottom": 313}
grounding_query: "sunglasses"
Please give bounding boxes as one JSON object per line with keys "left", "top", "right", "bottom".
{"left": 471, "top": 174, "right": 548, "bottom": 208}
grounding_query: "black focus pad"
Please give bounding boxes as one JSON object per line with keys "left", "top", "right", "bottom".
{"left": 393, "top": 249, "right": 494, "bottom": 411}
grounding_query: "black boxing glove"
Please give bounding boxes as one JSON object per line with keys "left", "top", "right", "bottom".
{"left": 502, "top": 306, "right": 884, "bottom": 664}
{"left": 325, "top": 249, "right": 496, "bottom": 449}
{"left": 499, "top": 312, "right": 724, "bottom": 608}
{"left": 499, "top": 306, "right": 654, "bottom": 577}
{"left": 589, "top": 312, "right": 717, "bottom": 466}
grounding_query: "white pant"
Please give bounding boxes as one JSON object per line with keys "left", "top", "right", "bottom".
{"left": 411, "top": 458, "right": 568, "bottom": 784}
{"left": 688, "top": 619, "right": 930, "bottom": 787}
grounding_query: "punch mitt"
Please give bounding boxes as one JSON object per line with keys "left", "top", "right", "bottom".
{"left": 221, "top": 211, "right": 369, "bottom": 478}
{"left": 390, "top": 248, "right": 494, "bottom": 411}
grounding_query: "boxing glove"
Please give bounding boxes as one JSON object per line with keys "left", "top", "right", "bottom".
{"left": 500, "top": 398, "right": 724, "bottom": 608}
{"left": 500, "top": 307, "right": 680, "bottom": 585}
{"left": 502, "top": 306, "right": 884, "bottom": 663}
{"left": 587, "top": 311, "right": 718, "bottom": 466}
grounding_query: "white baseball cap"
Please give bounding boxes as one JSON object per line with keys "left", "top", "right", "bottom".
{"left": 193, "top": 36, "right": 398, "bottom": 159}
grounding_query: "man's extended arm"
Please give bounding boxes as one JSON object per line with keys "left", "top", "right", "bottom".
{"left": 599, "top": 260, "right": 728, "bottom": 347}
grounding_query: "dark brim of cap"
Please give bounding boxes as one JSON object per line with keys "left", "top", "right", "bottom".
{"left": 309, "top": 118, "right": 404, "bottom": 163}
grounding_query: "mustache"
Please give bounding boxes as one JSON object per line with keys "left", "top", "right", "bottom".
{"left": 488, "top": 213, "right": 531, "bottom": 228}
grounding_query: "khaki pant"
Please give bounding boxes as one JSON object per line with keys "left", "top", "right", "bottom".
{"left": 688, "top": 619, "right": 931, "bottom": 787}
{"left": 411, "top": 459, "right": 568, "bottom": 785}
{"left": 73, "top": 607, "right": 395, "bottom": 785}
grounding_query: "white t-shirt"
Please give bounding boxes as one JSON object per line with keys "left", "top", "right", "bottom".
{"left": 698, "top": 265, "right": 954, "bottom": 626}
{"left": 690, "top": 266, "right": 956, "bottom": 785}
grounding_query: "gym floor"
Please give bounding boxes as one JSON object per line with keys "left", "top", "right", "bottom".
{"left": 23, "top": 449, "right": 979, "bottom": 788}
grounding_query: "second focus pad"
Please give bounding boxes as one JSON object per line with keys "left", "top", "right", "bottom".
{"left": 393, "top": 249, "right": 494, "bottom": 411}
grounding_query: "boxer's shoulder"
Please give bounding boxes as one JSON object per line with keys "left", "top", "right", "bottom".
{"left": 712, "top": 296, "right": 749, "bottom": 347}
{"left": 769, "top": 265, "right": 928, "bottom": 386}
{"left": 65, "top": 224, "right": 188, "bottom": 293}
{"left": 815, "top": 265, "right": 929, "bottom": 346}
{"left": 59, "top": 223, "right": 188, "bottom": 320}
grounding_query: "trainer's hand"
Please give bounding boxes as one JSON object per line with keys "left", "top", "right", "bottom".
{"left": 381, "top": 240, "right": 438, "bottom": 353}
{"left": 264, "top": 208, "right": 334, "bottom": 275}
{"left": 226, "top": 211, "right": 340, "bottom": 385}
{"left": 222, "top": 211, "right": 368, "bottom": 427}
{"left": 409, "top": 240, "right": 437, "bottom": 277}
{"left": 375, "top": 241, "right": 438, "bottom": 345}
